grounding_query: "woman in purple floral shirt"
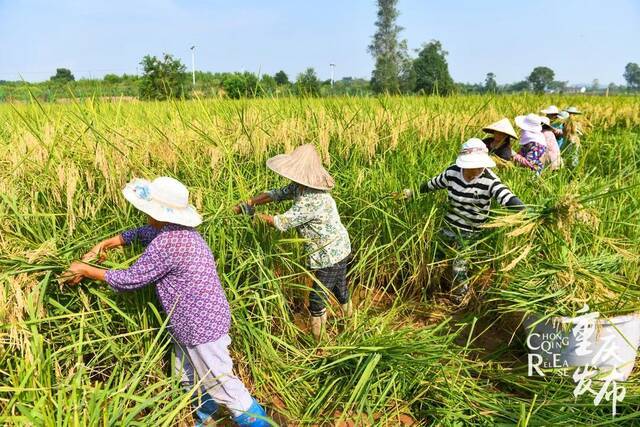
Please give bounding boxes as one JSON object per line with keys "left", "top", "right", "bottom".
{"left": 65, "top": 176, "right": 269, "bottom": 427}
{"left": 515, "top": 113, "right": 547, "bottom": 175}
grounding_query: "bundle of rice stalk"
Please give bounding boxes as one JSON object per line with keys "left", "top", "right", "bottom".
{"left": 485, "top": 181, "right": 640, "bottom": 318}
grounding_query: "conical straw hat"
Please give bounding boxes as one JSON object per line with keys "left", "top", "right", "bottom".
{"left": 482, "top": 118, "right": 517, "bottom": 139}
{"left": 266, "top": 144, "right": 335, "bottom": 190}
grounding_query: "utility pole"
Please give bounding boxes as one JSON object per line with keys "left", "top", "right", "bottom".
{"left": 329, "top": 63, "right": 336, "bottom": 87}
{"left": 190, "top": 45, "right": 196, "bottom": 87}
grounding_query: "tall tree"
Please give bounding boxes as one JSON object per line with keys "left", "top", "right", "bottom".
{"left": 412, "top": 41, "right": 455, "bottom": 95}
{"left": 484, "top": 72, "right": 498, "bottom": 93}
{"left": 50, "top": 68, "right": 75, "bottom": 84}
{"left": 295, "top": 68, "right": 321, "bottom": 96}
{"left": 368, "top": 0, "right": 409, "bottom": 94}
{"left": 138, "top": 53, "right": 187, "bottom": 100}
{"left": 274, "top": 70, "right": 290, "bottom": 85}
{"left": 398, "top": 49, "right": 416, "bottom": 93}
{"left": 623, "top": 63, "right": 640, "bottom": 89}
{"left": 527, "top": 66, "right": 555, "bottom": 93}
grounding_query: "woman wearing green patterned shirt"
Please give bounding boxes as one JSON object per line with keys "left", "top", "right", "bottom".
{"left": 233, "top": 144, "right": 352, "bottom": 341}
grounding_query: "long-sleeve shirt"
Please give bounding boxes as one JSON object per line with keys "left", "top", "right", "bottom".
{"left": 542, "top": 129, "right": 563, "bottom": 170}
{"left": 552, "top": 123, "right": 565, "bottom": 149}
{"left": 511, "top": 151, "right": 536, "bottom": 170}
{"left": 519, "top": 143, "right": 547, "bottom": 175}
{"left": 104, "top": 224, "right": 231, "bottom": 346}
{"left": 268, "top": 183, "right": 351, "bottom": 269}
{"left": 420, "top": 165, "right": 524, "bottom": 232}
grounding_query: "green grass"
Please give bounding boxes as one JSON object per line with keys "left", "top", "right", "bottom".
{"left": 1, "top": 94, "right": 640, "bottom": 425}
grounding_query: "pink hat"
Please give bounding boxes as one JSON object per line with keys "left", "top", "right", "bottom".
{"left": 515, "top": 114, "right": 543, "bottom": 133}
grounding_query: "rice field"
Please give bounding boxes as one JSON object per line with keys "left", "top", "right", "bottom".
{"left": 1, "top": 94, "right": 640, "bottom": 426}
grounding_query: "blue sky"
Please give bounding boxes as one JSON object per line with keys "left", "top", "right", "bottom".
{"left": 0, "top": 0, "right": 638, "bottom": 85}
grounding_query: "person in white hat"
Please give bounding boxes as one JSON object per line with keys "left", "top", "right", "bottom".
{"left": 540, "top": 105, "right": 560, "bottom": 117}
{"left": 233, "top": 144, "right": 352, "bottom": 341}
{"left": 562, "top": 107, "right": 584, "bottom": 168}
{"left": 540, "top": 117, "right": 563, "bottom": 170}
{"left": 541, "top": 105, "right": 566, "bottom": 146}
{"left": 64, "top": 177, "right": 270, "bottom": 427}
{"left": 403, "top": 138, "right": 525, "bottom": 303}
{"left": 515, "top": 114, "right": 548, "bottom": 174}
{"left": 482, "top": 118, "right": 535, "bottom": 170}
{"left": 565, "top": 106, "right": 582, "bottom": 115}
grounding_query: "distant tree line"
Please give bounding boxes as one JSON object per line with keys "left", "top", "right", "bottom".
{"left": 0, "top": 54, "right": 638, "bottom": 102}
{"left": 0, "top": 56, "right": 370, "bottom": 102}
{"left": 1, "top": 0, "right": 638, "bottom": 103}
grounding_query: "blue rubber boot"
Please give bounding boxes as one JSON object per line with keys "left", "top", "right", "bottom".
{"left": 194, "top": 392, "right": 219, "bottom": 427}
{"left": 233, "top": 399, "right": 269, "bottom": 426}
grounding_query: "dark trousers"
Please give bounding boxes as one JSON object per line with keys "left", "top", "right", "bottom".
{"left": 436, "top": 228, "right": 475, "bottom": 298}
{"left": 309, "top": 256, "right": 350, "bottom": 317}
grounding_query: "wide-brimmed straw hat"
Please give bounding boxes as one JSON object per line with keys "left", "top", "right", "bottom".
{"left": 565, "top": 106, "right": 582, "bottom": 115}
{"left": 540, "top": 116, "right": 552, "bottom": 128}
{"left": 540, "top": 105, "right": 560, "bottom": 115}
{"left": 122, "top": 177, "right": 202, "bottom": 227}
{"left": 515, "top": 113, "right": 543, "bottom": 133}
{"left": 557, "top": 111, "right": 570, "bottom": 121}
{"left": 482, "top": 118, "right": 517, "bottom": 139}
{"left": 456, "top": 138, "right": 496, "bottom": 169}
{"left": 266, "top": 144, "right": 335, "bottom": 190}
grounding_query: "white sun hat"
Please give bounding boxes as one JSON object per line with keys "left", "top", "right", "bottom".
{"left": 455, "top": 138, "right": 496, "bottom": 169}
{"left": 540, "top": 116, "right": 552, "bottom": 127}
{"left": 266, "top": 144, "right": 335, "bottom": 190}
{"left": 515, "top": 113, "right": 543, "bottom": 133}
{"left": 565, "top": 106, "right": 582, "bottom": 115}
{"left": 540, "top": 105, "right": 560, "bottom": 115}
{"left": 557, "top": 111, "right": 570, "bottom": 121}
{"left": 482, "top": 118, "right": 518, "bottom": 139}
{"left": 122, "top": 177, "right": 202, "bottom": 227}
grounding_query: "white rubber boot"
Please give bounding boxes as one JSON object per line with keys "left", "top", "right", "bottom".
{"left": 341, "top": 300, "right": 353, "bottom": 317}
{"left": 311, "top": 313, "right": 327, "bottom": 341}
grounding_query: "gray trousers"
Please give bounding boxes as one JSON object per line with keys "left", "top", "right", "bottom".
{"left": 174, "top": 334, "right": 254, "bottom": 418}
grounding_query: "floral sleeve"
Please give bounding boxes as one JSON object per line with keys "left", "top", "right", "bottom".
{"left": 105, "top": 237, "right": 172, "bottom": 291}
{"left": 121, "top": 225, "right": 160, "bottom": 246}
{"left": 273, "top": 198, "right": 318, "bottom": 231}
{"left": 521, "top": 145, "right": 546, "bottom": 173}
{"left": 266, "top": 183, "right": 299, "bottom": 202}
{"left": 511, "top": 152, "right": 536, "bottom": 170}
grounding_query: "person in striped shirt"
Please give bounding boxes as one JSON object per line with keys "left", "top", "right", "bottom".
{"left": 409, "top": 138, "right": 525, "bottom": 303}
